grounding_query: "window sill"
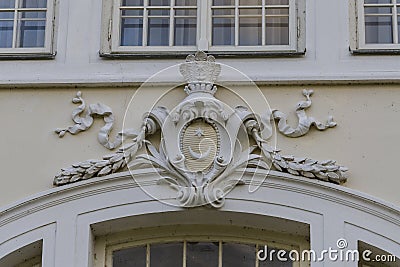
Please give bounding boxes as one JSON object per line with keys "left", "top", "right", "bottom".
{"left": 351, "top": 48, "right": 400, "bottom": 55}
{"left": 99, "top": 50, "right": 306, "bottom": 59}
{"left": 0, "top": 52, "right": 56, "bottom": 60}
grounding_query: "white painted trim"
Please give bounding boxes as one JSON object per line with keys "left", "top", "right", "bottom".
{"left": 0, "top": 169, "right": 399, "bottom": 266}
{"left": 0, "top": 223, "right": 56, "bottom": 267}
{"left": 1, "top": 169, "right": 399, "bottom": 227}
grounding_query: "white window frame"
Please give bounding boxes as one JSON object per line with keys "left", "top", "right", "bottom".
{"left": 100, "top": 0, "right": 306, "bottom": 56}
{"left": 351, "top": 0, "right": 400, "bottom": 53}
{"left": 94, "top": 225, "right": 310, "bottom": 267}
{"left": 0, "top": 0, "right": 56, "bottom": 58}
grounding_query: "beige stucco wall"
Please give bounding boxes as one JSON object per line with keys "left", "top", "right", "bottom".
{"left": 0, "top": 84, "right": 399, "bottom": 207}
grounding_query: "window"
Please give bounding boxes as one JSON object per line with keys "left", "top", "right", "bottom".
{"left": 109, "top": 241, "right": 296, "bottom": 267}
{"left": 0, "top": 240, "right": 42, "bottom": 267}
{"left": 358, "top": 241, "right": 399, "bottom": 267}
{"left": 101, "top": 0, "right": 305, "bottom": 56}
{"left": 95, "top": 224, "right": 309, "bottom": 267}
{"left": 352, "top": 0, "right": 400, "bottom": 52}
{"left": 0, "top": 0, "right": 55, "bottom": 58}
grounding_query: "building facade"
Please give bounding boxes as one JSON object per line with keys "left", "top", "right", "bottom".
{"left": 0, "top": 0, "right": 399, "bottom": 266}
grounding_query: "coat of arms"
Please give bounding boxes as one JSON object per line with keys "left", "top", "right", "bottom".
{"left": 54, "top": 52, "right": 348, "bottom": 208}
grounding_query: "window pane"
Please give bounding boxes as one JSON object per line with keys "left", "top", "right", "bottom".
{"left": 0, "top": 11, "right": 13, "bottom": 19}
{"left": 150, "top": 243, "right": 183, "bottom": 267}
{"left": 259, "top": 248, "right": 293, "bottom": 267}
{"left": 18, "top": 20, "right": 45, "bottom": 47}
{"left": 121, "top": 9, "right": 143, "bottom": 16}
{"left": 148, "top": 18, "right": 169, "bottom": 45}
{"left": 148, "top": 9, "right": 170, "bottom": 16}
{"left": 175, "top": 0, "right": 196, "bottom": 6}
{"left": 175, "top": 8, "right": 197, "bottom": 16}
{"left": 239, "top": 17, "right": 262, "bottom": 45}
{"left": 266, "top": 16, "right": 289, "bottom": 45}
{"left": 398, "top": 16, "right": 400, "bottom": 43}
{"left": 266, "top": 0, "right": 289, "bottom": 5}
{"left": 0, "top": 20, "right": 13, "bottom": 47}
{"left": 20, "top": 11, "right": 46, "bottom": 18}
{"left": 365, "top": 15, "right": 393, "bottom": 43}
{"left": 113, "top": 246, "right": 146, "bottom": 267}
{"left": 364, "top": 0, "right": 391, "bottom": 3}
{"left": 240, "top": 0, "right": 261, "bottom": 5}
{"left": 149, "top": 0, "right": 170, "bottom": 6}
{"left": 266, "top": 8, "right": 289, "bottom": 15}
{"left": 364, "top": 7, "right": 392, "bottom": 14}
{"left": 222, "top": 243, "right": 256, "bottom": 267}
{"left": 175, "top": 18, "right": 196, "bottom": 45}
{"left": 20, "top": 0, "right": 47, "bottom": 8}
{"left": 212, "top": 17, "right": 234, "bottom": 45}
{"left": 212, "top": 8, "right": 234, "bottom": 15}
{"left": 239, "top": 8, "right": 262, "bottom": 15}
{"left": 213, "top": 0, "right": 234, "bottom": 6}
{"left": 122, "top": 0, "right": 143, "bottom": 6}
{"left": 121, "top": 18, "right": 143, "bottom": 46}
{"left": 186, "top": 242, "right": 219, "bottom": 267}
{"left": 0, "top": 0, "right": 14, "bottom": 8}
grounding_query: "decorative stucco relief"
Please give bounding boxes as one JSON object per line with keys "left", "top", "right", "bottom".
{"left": 54, "top": 52, "right": 348, "bottom": 208}
{"left": 55, "top": 91, "right": 138, "bottom": 150}
{"left": 272, "top": 89, "right": 337, "bottom": 137}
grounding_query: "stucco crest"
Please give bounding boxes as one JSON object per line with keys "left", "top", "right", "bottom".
{"left": 54, "top": 51, "right": 348, "bottom": 208}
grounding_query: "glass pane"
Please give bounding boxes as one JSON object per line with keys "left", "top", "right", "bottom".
{"left": 186, "top": 242, "right": 219, "bottom": 267}
{"left": 212, "top": 8, "right": 234, "bottom": 15}
{"left": 365, "top": 15, "right": 393, "bottom": 43}
{"left": 397, "top": 16, "right": 400, "bottom": 43}
{"left": 20, "top": 0, "right": 47, "bottom": 8}
{"left": 112, "top": 246, "right": 146, "bottom": 267}
{"left": 0, "top": 11, "right": 13, "bottom": 19}
{"left": 364, "top": 7, "right": 392, "bottom": 14}
{"left": 175, "top": 17, "right": 196, "bottom": 45}
{"left": 121, "top": 18, "right": 143, "bottom": 46}
{"left": 0, "top": 20, "right": 13, "bottom": 47}
{"left": 175, "top": 0, "right": 197, "bottom": 6}
{"left": 266, "top": 16, "right": 289, "bottom": 45}
{"left": 266, "top": 0, "right": 289, "bottom": 5}
{"left": 240, "top": 0, "right": 261, "bottom": 5}
{"left": 212, "top": 17, "right": 234, "bottom": 45}
{"left": 175, "top": 8, "right": 197, "bottom": 16}
{"left": 149, "top": 0, "right": 170, "bottom": 6}
{"left": 222, "top": 243, "right": 256, "bottom": 267}
{"left": 150, "top": 243, "right": 183, "bottom": 267}
{"left": 18, "top": 20, "right": 45, "bottom": 47}
{"left": 364, "top": 0, "right": 391, "bottom": 3}
{"left": 213, "top": 0, "right": 234, "bottom": 6}
{"left": 239, "top": 17, "right": 262, "bottom": 45}
{"left": 148, "top": 18, "right": 169, "bottom": 45}
{"left": 0, "top": 0, "right": 14, "bottom": 8}
{"left": 121, "top": 9, "right": 143, "bottom": 16}
{"left": 122, "top": 0, "right": 143, "bottom": 6}
{"left": 148, "top": 9, "right": 170, "bottom": 15}
{"left": 20, "top": 11, "right": 46, "bottom": 18}
{"left": 266, "top": 8, "right": 289, "bottom": 15}
{"left": 239, "top": 8, "right": 262, "bottom": 15}
{"left": 259, "top": 248, "right": 293, "bottom": 267}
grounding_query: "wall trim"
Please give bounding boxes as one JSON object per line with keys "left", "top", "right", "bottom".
{"left": 1, "top": 169, "right": 399, "bottom": 228}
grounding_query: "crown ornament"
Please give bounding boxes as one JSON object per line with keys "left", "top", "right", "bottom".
{"left": 180, "top": 51, "right": 221, "bottom": 96}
